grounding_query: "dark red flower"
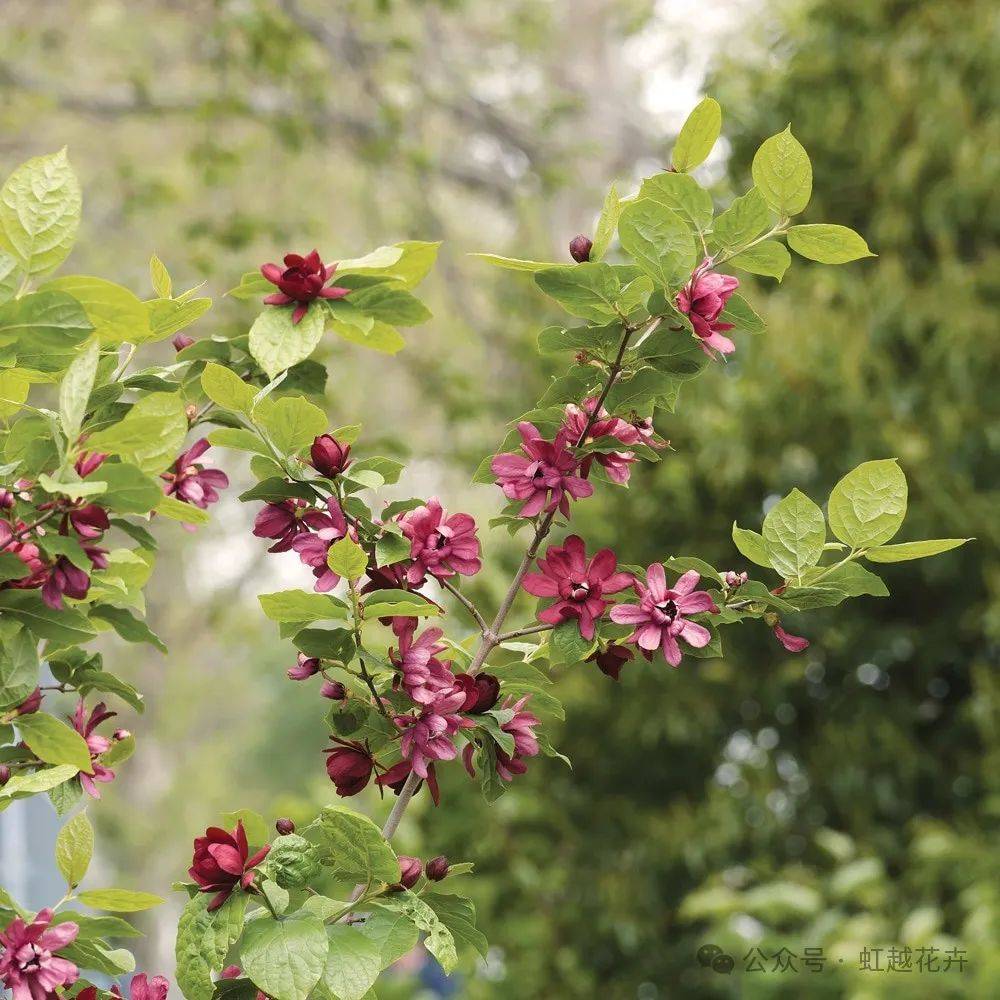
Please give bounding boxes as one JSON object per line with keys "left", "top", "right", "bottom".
{"left": 324, "top": 738, "right": 376, "bottom": 797}
{"left": 291, "top": 498, "right": 349, "bottom": 592}
{"left": 453, "top": 672, "right": 501, "bottom": 714}
{"left": 67, "top": 504, "right": 109, "bottom": 540}
{"left": 261, "top": 251, "right": 350, "bottom": 325}
{"left": 587, "top": 643, "right": 634, "bottom": 680}
{"left": 393, "top": 856, "right": 422, "bottom": 891}
{"left": 676, "top": 260, "right": 740, "bottom": 359}
{"left": 41, "top": 557, "right": 91, "bottom": 611}
{"left": 569, "top": 235, "right": 593, "bottom": 263}
{"left": 13, "top": 688, "right": 43, "bottom": 716}
{"left": 320, "top": 680, "right": 347, "bottom": 700}
{"left": 275, "top": 818, "right": 295, "bottom": 835}
{"left": 375, "top": 758, "right": 441, "bottom": 806}
{"left": 425, "top": 855, "right": 449, "bottom": 881}
{"left": 188, "top": 820, "right": 271, "bottom": 911}
{"left": 310, "top": 435, "right": 352, "bottom": 477}
{"left": 74, "top": 452, "right": 108, "bottom": 479}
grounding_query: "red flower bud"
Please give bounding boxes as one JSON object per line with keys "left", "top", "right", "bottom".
{"left": 287, "top": 653, "right": 320, "bottom": 681}
{"left": 310, "top": 435, "right": 352, "bottom": 477}
{"left": 261, "top": 251, "right": 350, "bottom": 325}
{"left": 0, "top": 489, "right": 14, "bottom": 509}
{"left": 587, "top": 644, "right": 634, "bottom": 680}
{"left": 172, "top": 334, "right": 195, "bottom": 352}
{"left": 324, "top": 738, "right": 375, "bottom": 796}
{"left": 454, "top": 673, "right": 501, "bottom": 714}
{"left": 0, "top": 765, "right": 10, "bottom": 787}
{"left": 275, "top": 818, "right": 295, "bottom": 835}
{"left": 14, "top": 688, "right": 42, "bottom": 716}
{"left": 425, "top": 855, "right": 449, "bottom": 881}
{"left": 113, "top": 729, "right": 131, "bottom": 741}
{"left": 320, "top": 680, "right": 347, "bottom": 700}
{"left": 569, "top": 235, "right": 593, "bottom": 263}
{"left": 392, "top": 856, "right": 422, "bottom": 890}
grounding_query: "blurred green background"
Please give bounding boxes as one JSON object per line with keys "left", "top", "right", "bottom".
{"left": 2, "top": 0, "right": 996, "bottom": 996}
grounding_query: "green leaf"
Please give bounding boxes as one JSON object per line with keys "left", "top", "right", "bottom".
{"left": 751, "top": 126, "right": 812, "bottom": 217}
{"left": 74, "top": 668, "right": 144, "bottom": 713}
{"left": 470, "top": 254, "right": 557, "bottom": 272}
{"left": 258, "top": 590, "right": 348, "bottom": 623}
{"left": 258, "top": 396, "right": 326, "bottom": 456}
{"left": 97, "top": 462, "right": 163, "bottom": 514}
{"left": 374, "top": 892, "right": 457, "bottom": 974}
{"left": 719, "top": 293, "right": 765, "bottom": 335}
{"left": 156, "top": 494, "right": 210, "bottom": 525}
{"left": 357, "top": 909, "right": 420, "bottom": 968}
{"left": 59, "top": 337, "right": 100, "bottom": 442}
{"left": 346, "top": 284, "right": 431, "bottom": 326}
{"left": 534, "top": 264, "right": 621, "bottom": 323}
{"left": 208, "top": 428, "right": 269, "bottom": 456}
{"left": 326, "top": 537, "right": 368, "bottom": 582}
{"left": 864, "top": 538, "right": 969, "bottom": 563}
{"left": 787, "top": 224, "right": 875, "bottom": 264}
{"left": 60, "top": 938, "right": 135, "bottom": 976}
{"left": 48, "top": 775, "right": 84, "bottom": 816}
{"left": 671, "top": 97, "right": 722, "bottom": 172}
{"left": 638, "top": 172, "right": 714, "bottom": 234}
{"left": 175, "top": 892, "right": 247, "bottom": 1000}
{"left": 617, "top": 199, "right": 697, "bottom": 288}
{"left": 240, "top": 911, "right": 328, "bottom": 1000}
{"left": 201, "top": 363, "right": 256, "bottom": 415}
{"left": 590, "top": 183, "right": 620, "bottom": 261}
{"left": 423, "top": 893, "right": 489, "bottom": 960}
{"left": 0, "top": 626, "right": 39, "bottom": 710}
{"left": 762, "top": 489, "right": 826, "bottom": 580}
{"left": 0, "top": 149, "right": 81, "bottom": 276}
{"left": 90, "top": 604, "right": 166, "bottom": 653}
{"left": 87, "top": 392, "right": 188, "bottom": 474}
{"left": 0, "top": 552, "right": 32, "bottom": 585}
{"left": 0, "top": 290, "right": 93, "bottom": 371}
{"left": 0, "top": 765, "right": 78, "bottom": 803}
{"left": 0, "top": 590, "right": 97, "bottom": 646}
{"left": 731, "top": 523, "right": 771, "bottom": 569}
{"left": 319, "top": 926, "right": 381, "bottom": 1000}
{"left": 374, "top": 529, "right": 411, "bottom": 568}
{"left": 249, "top": 304, "right": 325, "bottom": 379}
{"left": 729, "top": 241, "right": 791, "bottom": 281}
{"left": 146, "top": 297, "right": 212, "bottom": 341}
{"left": 44, "top": 277, "right": 150, "bottom": 346}
{"left": 37, "top": 474, "right": 106, "bottom": 502}
{"left": 828, "top": 459, "right": 908, "bottom": 548}
{"left": 362, "top": 589, "right": 441, "bottom": 620}
{"left": 0, "top": 251, "right": 23, "bottom": 305}
{"left": 308, "top": 804, "right": 400, "bottom": 884}
{"left": 16, "top": 712, "right": 93, "bottom": 773}
{"left": 149, "top": 254, "right": 172, "bottom": 298}
{"left": 55, "top": 811, "right": 94, "bottom": 887}
{"left": 711, "top": 188, "right": 771, "bottom": 255}
{"left": 330, "top": 318, "right": 405, "bottom": 355}
{"left": 549, "top": 620, "right": 596, "bottom": 666}
{"left": 76, "top": 888, "right": 165, "bottom": 912}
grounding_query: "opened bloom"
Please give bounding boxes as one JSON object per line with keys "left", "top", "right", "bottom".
{"left": 676, "top": 261, "right": 740, "bottom": 359}
{"left": 397, "top": 708, "right": 470, "bottom": 780}
{"left": 462, "top": 695, "right": 540, "bottom": 782}
{"left": 491, "top": 422, "right": 593, "bottom": 518}
{"left": 162, "top": 439, "right": 229, "bottom": 510}
{"left": 261, "top": 250, "right": 350, "bottom": 324}
{"left": 398, "top": 498, "right": 481, "bottom": 584}
{"left": 391, "top": 626, "right": 463, "bottom": 709}
{"left": 70, "top": 700, "right": 118, "bottom": 798}
{"left": 78, "top": 974, "right": 170, "bottom": 1000}
{"left": 0, "top": 909, "right": 79, "bottom": 1000}
{"left": 522, "top": 535, "right": 632, "bottom": 640}
{"left": 376, "top": 758, "right": 441, "bottom": 806}
{"left": 189, "top": 820, "right": 270, "bottom": 911}
{"left": 252, "top": 499, "right": 330, "bottom": 553}
{"left": 561, "top": 397, "right": 656, "bottom": 485}
{"left": 610, "top": 565, "right": 718, "bottom": 666}
{"left": 291, "top": 498, "right": 349, "bottom": 592}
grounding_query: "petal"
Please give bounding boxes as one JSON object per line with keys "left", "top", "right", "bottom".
{"left": 672, "top": 570, "right": 701, "bottom": 596}
{"left": 609, "top": 603, "right": 648, "bottom": 625}
{"left": 588, "top": 547, "right": 617, "bottom": 581}
{"left": 675, "top": 590, "right": 718, "bottom": 614}
{"left": 678, "top": 620, "right": 712, "bottom": 648}
{"left": 635, "top": 623, "right": 663, "bottom": 651}
{"left": 645, "top": 563, "right": 667, "bottom": 601}
{"left": 661, "top": 634, "right": 682, "bottom": 666}
{"left": 522, "top": 573, "right": 560, "bottom": 597}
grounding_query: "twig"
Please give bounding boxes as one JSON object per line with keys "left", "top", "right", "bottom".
{"left": 495, "top": 622, "right": 554, "bottom": 642}
{"left": 0, "top": 509, "right": 58, "bottom": 551}
{"left": 439, "top": 577, "right": 490, "bottom": 636}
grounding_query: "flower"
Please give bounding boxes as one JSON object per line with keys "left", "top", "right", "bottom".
{"left": 463, "top": 695, "right": 541, "bottom": 782}
{"left": 453, "top": 672, "right": 501, "bottom": 714}
{"left": 397, "top": 498, "right": 482, "bottom": 585}
{"left": 13, "top": 688, "right": 43, "bottom": 716}
{"left": 610, "top": 565, "right": 719, "bottom": 666}
{"left": 162, "top": 439, "right": 229, "bottom": 509}
{"left": 67, "top": 504, "right": 109, "bottom": 540}
{"left": 74, "top": 452, "right": 107, "bottom": 478}
{"left": 491, "top": 422, "right": 593, "bottom": 518}
{"left": 391, "top": 626, "right": 464, "bottom": 709}
{"left": 252, "top": 499, "right": 328, "bottom": 553}
{"left": 310, "top": 434, "right": 352, "bottom": 477}
{"left": 375, "top": 758, "right": 441, "bottom": 806}
{"left": 397, "top": 709, "right": 468, "bottom": 780}
{"left": 675, "top": 261, "right": 740, "bottom": 358}
{"left": 561, "top": 397, "right": 660, "bottom": 485}
{"left": 426, "top": 855, "right": 450, "bottom": 881}
{"left": 0, "top": 908, "right": 79, "bottom": 1000}
{"left": 69, "top": 701, "right": 118, "bottom": 798}
{"left": 393, "top": 856, "right": 423, "bottom": 891}
{"left": 723, "top": 570, "right": 749, "bottom": 588}
{"left": 320, "top": 680, "right": 347, "bottom": 700}
{"left": 569, "top": 235, "right": 593, "bottom": 262}
{"left": 287, "top": 653, "right": 320, "bottom": 681}
{"left": 587, "top": 643, "right": 634, "bottom": 680}
{"left": 291, "top": 498, "right": 349, "bottom": 592}
{"left": 39, "top": 556, "right": 90, "bottom": 611}
{"left": 261, "top": 250, "right": 350, "bottom": 325}
{"left": 773, "top": 624, "right": 810, "bottom": 652}
{"left": 172, "top": 334, "right": 195, "bottom": 352}
{"left": 0, "top": 490, "right": 14, "bottom": 509}
{"left": 189, "top": 820, "right": 271, "bottom": 911}
{"left": 522, "top": 535, "right": 632, "bottom": 640}
{"left": 0, "top": 765, "right": 9, "bottom": 787}
{"left": 0, "top": 522, "right": 46, "bottom": 590}
{"left": 324, "top": 738, "right": 376, "bottom": 797}
{"left": 79, "top": 974, "right": 172, "bottom": 1000}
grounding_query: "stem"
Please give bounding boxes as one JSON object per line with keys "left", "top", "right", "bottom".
{"left": 0, "top": 509, "right": 58, "bottom": 551}
{"left": 439, "top": 577, "right": 489, "bottom": 635}
{"left": 381, "top": 771, "right": 421, "bottom": 838}
{"left": 496, "top": 622, "right": 554, "bottom": 642}
{"left": 111, "top": 343, "right": 137, "bottom": 382}
{"left": 348, "top": 578, "right": 390, "bottom": 718}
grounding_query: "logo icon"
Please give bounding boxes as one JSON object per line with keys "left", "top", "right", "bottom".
{"left": 698, "top": 944, "right": 735, "bottom": 974}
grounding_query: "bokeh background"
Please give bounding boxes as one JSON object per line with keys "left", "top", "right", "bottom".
{"left": 1, "top": 0, "right": 997, "bottom": 997}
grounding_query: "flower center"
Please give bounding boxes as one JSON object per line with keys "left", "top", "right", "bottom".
{"left": 656, "top": 599, "right": 678, "bottom": 621}
{"left": 570, "top": 582, "right": 591, "bottom": 601}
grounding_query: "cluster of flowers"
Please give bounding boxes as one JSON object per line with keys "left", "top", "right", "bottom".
{"left": 0, "top": 908, "right": 166, "bottom": 1000}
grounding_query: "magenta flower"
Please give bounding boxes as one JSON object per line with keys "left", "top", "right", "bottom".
{"left": 491, "top": 422, "right": 593, "bottom": 518}
{"left": 13, "top": 688, "right": 43, "bottom": 716}
{"left": 398, "top": 498, "right": 482, "bottom": 584}
{"left": 376, "top": 758, "right": 441, "bottom": 806}
{"left": 172, "top": 333, "right": 195, "bottom": 352}
{"left": 561, "top": 397, "right": 651, "bottom": 485}
{"left": 41, "top": 557, "right": 91, "bottom": 611}
{"left": 69, "top": 700, "right": 117, "bottom": 798}
{"left": 391, "top": 626, "right": 462, "bottom": 708}
{"left": 67, "top": 504, "right": 109, "bottom": 540}
{"left": 189, "top": 820, "right": 270, "bottom": 911}
{"left": 522, "top": 534, "right": 632, "bottom": 640}
{"left": 310, "top": 434, "right": 352, "bottom": 478}
{"left": 394, "top": 856, "right": 423, "bottom": 891}
{"left": 252, "top": 499, "right": 330, "bottom": 553}
{"left": 290, "top": 498, "right": 349, "bottom": 592}
{"left": 463, "top": 695, "right": 541, "bottom": 782}
{"left": 79, "top": 973, "right": 170, "bottom": 1000}
{"left": 610, "top": 565, "right": 719, "bottom": 666}
{"left": 162, "top": 439, "right": 229, "bottom": 509}
{"left": 287, "top": 653, "right": 320, "bottom": 681}
{"left": 0, "top": 521, "right": 46, "bottom": 590}
{"left": 396, "top": 708, "right": 470, "bottom": 780}
{"left": 74, "top": 451, "right": 107, "bottom": 479}
{"left": 676, "top": 261, "right": 740, "bottom": 359}
{"left": 773, "top": 624, "right": 810, "bottom": 652}
{"left": 0, "top": 908, "right": 79, "bottom": 1000}
{"left": 261, "top": 251, "right": 350, "bottom": 324}
{"left": 324, "top": 738, "right": 376, "bottom": 797}
{"left": 569, "top": 235, "right": 593, "bottom": 263}
{"left": 453, "top": 672, "right": 501, "bottom": 714}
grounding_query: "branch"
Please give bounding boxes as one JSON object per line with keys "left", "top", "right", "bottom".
{"left": 439, "top": 577, "right": 490, "bottom": 636}
{"left": 495, "top": 622, "right": 554, "bottom": 642}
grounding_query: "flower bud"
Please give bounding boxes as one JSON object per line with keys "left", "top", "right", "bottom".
{"left": 275, "top": 818, "right": 295, "bottom": 835}
{"left": 587, "top": 643, "right": 633, "bottom": 680}
{"left": 320, "top": 680, "right": 347, "bottom": 700}
{"left": 455, "top": 673, "right": 501, "bottom": 714}
{"left": 220, "top": 966, "right": 242, "bottom": 981}
{"left": 310, "top": 434, "right": 352, "bottom": 477}
{"left": 723, "top": 570, "right": 748, "bottom": 588}
{"left": 14, "top": 688, "right": 42, "bottom": 716}
{"left": 287, "top": 653, "right": 320, "bottom": 681}
{"left": 185, "top": 403, "right": 199, "bottom": 423}
{"left": 392, "top": 856, "right": 422, "bottom": 890}
{"left": 172, "top": 334, "right": 195, "bottom": 352}
{"left": 0, "top": 765, "right": 10, "bottom": 787}
{"left": 425, "top": 855, "right": 449, "bottom": 881}
{"left": 113, "top": 728, "right": 131, "bottom": 741}
{"left": 0, "top": 489, "right": 14, "bottom": 509}
{"left": 569, "top": 235, "right": 593, "bottom": 263}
